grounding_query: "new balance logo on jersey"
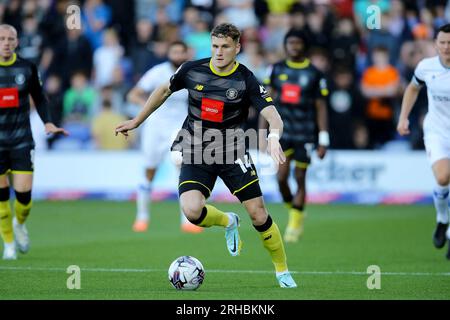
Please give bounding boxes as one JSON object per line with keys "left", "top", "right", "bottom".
{"left": 195, "top": 84, "right": 204, "bottom": 91}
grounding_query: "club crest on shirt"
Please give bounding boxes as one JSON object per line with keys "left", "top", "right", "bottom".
{"left": 226, "top": 88, "right": 238, "bottom": 100}
{"left": 299, "top": 75, "right": 309, "bottom": 87}
{"left": 15, "top": 74, "right": 25, "bottom": 85}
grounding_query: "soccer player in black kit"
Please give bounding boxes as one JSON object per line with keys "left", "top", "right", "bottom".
{"left": 0, "top": 24, "right": 68, "bottom": 260}
{"left": 262, "top": 29, "right": 329, "bottom": 243}
{"left": 116, "top": 23, "right": 297, "bottom": 288}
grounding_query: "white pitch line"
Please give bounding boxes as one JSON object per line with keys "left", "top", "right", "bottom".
{"left": 0, "top": 266, "right": 449, "bottom": 277}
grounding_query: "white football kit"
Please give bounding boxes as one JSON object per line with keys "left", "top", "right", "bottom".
{"left": 136, "top": 61, "right": 188, "bottom": 168}
{"left": 413, "top": 56, "right": 450, "bottom": 165}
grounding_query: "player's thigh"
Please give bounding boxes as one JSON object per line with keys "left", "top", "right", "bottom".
{"left": 0, "top": 173, "right": 9, "bottom": 188}
{"left": 12, "top": 173, "right": 33, "bottom": 192}
{"left": 292, "top": 142, "right": 312, "bottom": 171}
{"left": 431, "top": 158, "right": 450, "bottom": 186}
{"left": 219, "top": 153, "right": 262, "bottom": 203}
{"left": 0, "top": 149, "right": 11, "bottom": 187}
{"left": 9, "top": 147, "right": 34, "bottom": 192}
{"left": 425, "top": 134, "right": 450, "bottom": 185}
{"left": 178, "top": 163, "right": 217, "bottom": 200}
{"left": 277, "top": 139, "right": 293, "bottom": 182}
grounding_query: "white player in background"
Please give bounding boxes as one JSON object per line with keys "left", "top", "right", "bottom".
{"left": 397, "top": 23, "right": 450, "bottom": 259}
{"left": 127, "top": 41, "right": 202, "bottom": 233}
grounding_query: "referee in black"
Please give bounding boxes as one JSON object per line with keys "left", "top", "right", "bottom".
{"left": 0, "top": 24, "right": 68, "bottom": 260}
{"left": 116, "top": 23, "right": 297, "bottom": 288}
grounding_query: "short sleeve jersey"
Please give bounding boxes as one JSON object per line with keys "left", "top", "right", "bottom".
{"left": 264, "top": 59, "right": 328, "bottom": 143}
{"left": 412, "top": 56, "right": 450, "bottom": 139}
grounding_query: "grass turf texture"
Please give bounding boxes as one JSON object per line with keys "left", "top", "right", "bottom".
{"left": 0, "top": 201, "right": 449, "bottom": 300}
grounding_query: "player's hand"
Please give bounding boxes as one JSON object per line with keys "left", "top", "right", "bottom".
{"left": 267, "top": 136, "right": 286, "bottom": 165}
{"left": 44, "top": 123, "right": 69, "bottom": 136}
{"left": 317, "top": 145, "right": 327, "bottom": 159}
{"left": 115, "top": 119, "right": 138, "bottom": 138}
{"left": 397, "top": 118, "right": 410, "bottom": 136}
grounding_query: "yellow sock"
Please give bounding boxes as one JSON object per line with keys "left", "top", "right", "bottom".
{"left": 258, "top": 221, "right": 288, "bottom": 273}
{"left": 0, "top": 200, "right": 13, "bottom": 243}
{"left": 284, "top": 202, "right": 293, "bottom": 210}
{"left": 288, "top": 208, "right": 304, "bottom": 229}
{"left": 197, "top": 204, "right": 229, "bottom": 228}
{"left": 14, "top": 199, "right": 32, "bottom": 225}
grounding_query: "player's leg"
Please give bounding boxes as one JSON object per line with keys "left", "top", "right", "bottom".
{"left": 133, "top": 124, "right": 164, "bottom": 232}
{"left": 277, "top": 149, "right": 294, "bottom": 208}
{"left": 242, "top": 196, "right": 296, "bottom": 288}
{"left": 11, "top": 172, "right": 32, "bottom": 254}
{"left": 0, "top": 170, "right": 16, "bottom": 260}
{"left": 179, "top": 163, "right": 234, "bottom": 248}
{"left": 133, "top": 167, "right": 156, "bottom": 232}
{"left": 172, "top": 149, "right": 203, "bottom": 234}
{"left": 425, "top": 134, "right": 450, "bottom": 252}
{"left": 284, "top": 144, "right": 311, "bottom": 242}
{"left": 431, "top": 158, "right": 450, "bottom": 253}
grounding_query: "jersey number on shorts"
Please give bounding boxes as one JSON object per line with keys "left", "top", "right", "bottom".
{"left": 235, "top": 154, "right": 252, "bottom": 173}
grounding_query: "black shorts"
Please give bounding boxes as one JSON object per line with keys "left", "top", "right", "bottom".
{"left": 280, "top": 139, "right": 314, "bottom": 169}
{"left": 178, "top": 152, "right": 262, "bottom": 202}
{"left": 0, "top": 147, "right": 34, "bottom": 175}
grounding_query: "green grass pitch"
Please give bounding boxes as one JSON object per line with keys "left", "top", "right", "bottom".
{"left": 0, "top": 201, "right": 449, "bottom": 300}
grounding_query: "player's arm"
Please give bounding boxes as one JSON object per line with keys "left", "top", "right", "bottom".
{"left": 127, "top": 86, "right": 148, "bottom": 107}
{"left": 314, "top": 75, "right": 330, "bottom": 159}
{"left": 29, "top": 64, "right": 69, "bottom": 136}
{"left": 397, "top": 81, "right": 422, "bottom": 136}
{"left": 260, "top": 105, "right": 286, "bottom": 164}
{"left": 115, "top": 82, "right": 172, "bottom": 137}
{"left": 315, "top": 98, "right": 329, "bottom": 159}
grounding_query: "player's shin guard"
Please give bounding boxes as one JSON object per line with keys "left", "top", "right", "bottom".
{"left": 0, "top": 187, "right": 13, "bottom": 243}
{"left": 254, "top": 215, "right": 288, "bottom": 273}
{"left": 433, "top": 185, "right": 449, "bottom": 224}
{"left": 14, "top": 191, "right": 32, "bottom": 225}
{"left": 192, "top": 205, "right": 229, "bottom": 228}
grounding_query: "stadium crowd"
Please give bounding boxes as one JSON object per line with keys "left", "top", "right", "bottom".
{"left": 1, "top": 0, "right": 449, "bottom": 151}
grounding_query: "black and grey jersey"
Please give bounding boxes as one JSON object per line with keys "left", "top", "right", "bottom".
{"left": 169, "top": 58, "right": 273, "bottom": 159}
{"left": 0, "top": 54, "right": 50, "bottom": 151}
{"left": 265, "top": 59, "right": 328, "bottom": 144}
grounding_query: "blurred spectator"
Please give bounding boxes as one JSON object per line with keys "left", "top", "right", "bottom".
{"left": 147, "top": 0, "right": 184, "bottom": 25}
{"left": 185, "top": 19, "right": 211, "bottom": 59}
{"left": 218, "top": 0, "right": 258, "bottom": 30}
{"left": 309, "top": 47, "right": 331, "bottom": 74}
{"left": 93, "top": 28, "right": 124, "bottom": 88}
{"left": 45, "top": 74, "right": 65, "bottom": 149}
{"left": 330, "top": 17, "right": 359, "bottom": 69}
{"left": 63, "top": 71, "right": 97, "bottom": 124}
{"left": 18, "top": 15, "right": 44, "bottom": 65}
{"left": 82, "top": 0, "right": 112, "bottom": 50}
{"left": 328, "top": 67, "right": 365, "bottom": 149}
{"left": 259, "top": 13, "right": 290, "bottom": 56}
{"left": 352, "top": 119, "right": 370, "bottom": 150}
{"left": 3, "top": 0, "right": 22, "bottom": 32}
{"left": 238, "top": 40, "right": 267, "bottom": 81}
{"left": 366, "top": 13, "right": 399, "bottom": 66}
{"left": 361, "top": 46, "right": 401, "bottom": 148}
{"left": 91, "top": 99, "right": 133, "bottom": 150}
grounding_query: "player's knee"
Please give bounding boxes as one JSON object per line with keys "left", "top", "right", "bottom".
{"left": 246, "top": 201, "right": 268, "bottom": 225}
{"left": 15, "top": 190, "right": 31, "bottom": 205}
{"left": 180, "top": 195, "right": 205, "bottom": 220}
{"left": 435, "top": 172, "right": 450, "bottom": 186}
{"left": 0, "top": 187, "right": 10, "bottom": 202}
